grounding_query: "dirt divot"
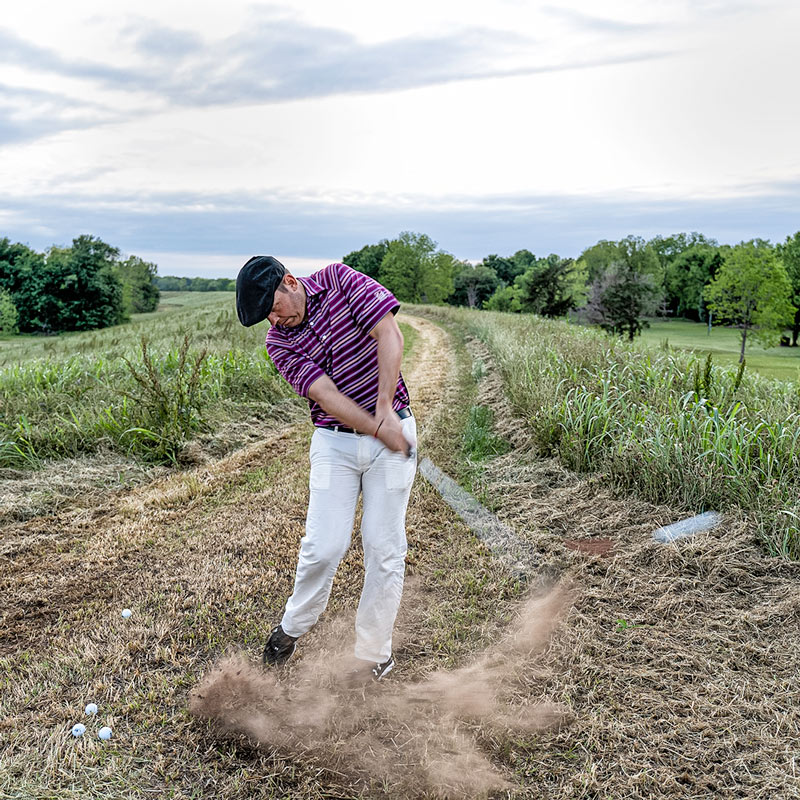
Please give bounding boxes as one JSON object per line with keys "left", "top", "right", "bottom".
{"left": 190, "top": 583, "right": 572, "bottom": 799}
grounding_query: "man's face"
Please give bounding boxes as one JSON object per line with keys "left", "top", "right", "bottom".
{"left": 267, "top": 275, "right": 306, "bottom": 327}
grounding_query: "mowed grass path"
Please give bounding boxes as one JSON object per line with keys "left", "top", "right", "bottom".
{"left": 639, "top": 318, "right": 800, "bottom": 382}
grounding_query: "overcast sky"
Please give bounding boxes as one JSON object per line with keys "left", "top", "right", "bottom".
{"left": 1, "top": 0, "right": 799, "bottom": 277}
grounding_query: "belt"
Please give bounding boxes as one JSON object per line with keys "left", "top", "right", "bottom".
{"left": 319, "top": 406, "right": 412, "bottom": 435}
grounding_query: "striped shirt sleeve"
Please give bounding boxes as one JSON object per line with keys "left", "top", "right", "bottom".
{"left": 330, "top": 263, "right": 400, "bottom": 334}
{"left": 266, "top": 337, "right": 325, "bottom": 398}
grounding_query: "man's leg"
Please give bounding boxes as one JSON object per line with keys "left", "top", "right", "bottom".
{"left": 356, "top": 417, "right": 417, "bottom": 663}
{"left": 280, "top": 430, "right": 361, "bottom": 638}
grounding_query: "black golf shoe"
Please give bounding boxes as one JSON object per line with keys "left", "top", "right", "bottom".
{"left": 370, "top": 654, "right": 395, "bottom": 681}
{"left": 262, "top": 624, "right": 297, "bottom": 667}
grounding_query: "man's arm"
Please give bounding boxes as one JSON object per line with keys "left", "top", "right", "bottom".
{"left": 307, "top": 375, "right": 381, "bottom": 435}
{"left": 370, "top": 311, "right": 409, "bottom": 453}
{"left": 307, "top": 312, "right": 410, "bottom": 454}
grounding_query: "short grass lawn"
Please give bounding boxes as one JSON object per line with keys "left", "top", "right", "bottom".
{"left": 639, "top": 318, "right": 800, "bottom": 382}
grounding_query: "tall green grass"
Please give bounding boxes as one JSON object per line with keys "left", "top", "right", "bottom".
{"left": 415, "top": 306, "right": 800, "bottom": 559}
{"left": 0, "top": 294, "right": 295, "bottom": 467}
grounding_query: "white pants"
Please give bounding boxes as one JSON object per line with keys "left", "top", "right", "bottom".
{"left": 281, "top": 416, "right": 417, "bottom": 662}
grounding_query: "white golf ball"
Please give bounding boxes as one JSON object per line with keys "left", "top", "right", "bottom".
{"left": 85, "top": 703, "right": 98, "bottom": 716}
{"left": 98, "top": 726, "right": 113, "bottom": 740}
{"left": 121, "top": 609, "right": 132, "bottom": 619}
{"left": 71, "top": 723, "right": 86, "bottom": 737}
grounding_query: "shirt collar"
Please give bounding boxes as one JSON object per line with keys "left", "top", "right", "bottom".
{"left": 299, "top": 275, "right": 325, "bottom": 297}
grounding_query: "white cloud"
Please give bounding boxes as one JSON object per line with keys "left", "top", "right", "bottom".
{"left": 1, "top": 0, "right": 798, "bottom": 258}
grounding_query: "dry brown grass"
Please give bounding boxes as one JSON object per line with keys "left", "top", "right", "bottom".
{"left": 189, "top": 584, "right": 571, "bottom": 799}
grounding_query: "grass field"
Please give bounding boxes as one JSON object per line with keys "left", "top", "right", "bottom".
{"left": 639, "top": 318, "right": 800, "bottom": 382}
{"left": 0, "top": 292, "right": 242, "bottom": 367}
{"left": 0, "top": 293, "right": 296, "bottom": 468}
{"left": 3, "top": 298, "right": 800, "bottom": 798}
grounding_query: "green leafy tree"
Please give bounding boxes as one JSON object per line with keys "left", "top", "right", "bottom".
{"left": 578, "top": 240, "right": 623, "bottom": 283}
{"left": 665, "top": 245, "right": 722, "bottom": 320}
{"left": 379, "top": 232, "right": 454, "bottom": 303}
{"left": 449, "top": 261, "right": 499, "bottom": 308}
{"left": 0, "top": 288, "right": 18, "bottom": 334}
{"left": 116, "top": 255, "right": 160, "bottom": 314}
{"left": 343, "top": 241, "right": 389, "bottom": 279}
{"left": 484, "top": 284, "right": 522, "bottom": 312}
{"left": 583, "top": 239, "right": 661, "bottom": 340}
{"left": 30, "top": 236, "right": 125, "bottom": 332}
{"left": 379, "top": 232, "right": 435, "bottom": 301}
{"left": 705, "top": 240, "right": 795, "bottom": 362}
{"left": 154, "top": 276, "right": 234, "bottom": 292}
{"left": 648, "top": 232, "right": 716, "bottom": 313}
{"left": 584, "top": 264, "right": 659, "bottom": 340}
{"left": 7, "top": 235, "right": 124, "bottom": 333}
{"left": 567, "top": 256, "right": 591, "bottom": 309}
{"left": 478, "top": 254, "right": 520, "bottom": 285}
{"left": 514, "top": 255, "right": 579, "bottom": 317}
{"left": 649, "top": 232, "right": 714, "bottom": 266}
{"left": 616, "top": 235, "right": 661, "bottom": 279}
{"left": 484, "top": 254, "right": 588, "bottom": 316}
{"left": 0, "top": 239, "right": 44, "bottom": 331}
{"left": 156, "top": 276, "right": 191, "bottom": 291}
{"left": 421, "top": 251, "right": 457, "bottom": 304}
{"left": 776, "top": 231, "right": 800, "bottom": 345}
{"left": 510, "top": 249, "right": 537, "bottom": 274}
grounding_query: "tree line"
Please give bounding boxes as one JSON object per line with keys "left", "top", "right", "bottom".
{"left": 0, "top": 236, "right": 159, "bottom": 335}
{"left": 156, "top": 276, "right": 236, "bottom": 292}
{"left": 3, "top": 230, "right": 799, "bottom": 359}
{"left": 345, "top": 230, "right": 800, "bottom": 359}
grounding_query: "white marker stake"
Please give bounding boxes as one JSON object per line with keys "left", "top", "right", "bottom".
{"left": 653, "top": 511, "right": 722, "bottom": 543}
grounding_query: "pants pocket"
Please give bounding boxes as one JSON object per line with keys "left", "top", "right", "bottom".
{"left": 310, "top": 463, "right": 332, "bottom": 491}
{"left": 385, "top": 452, "right": 416, "bottom": 492}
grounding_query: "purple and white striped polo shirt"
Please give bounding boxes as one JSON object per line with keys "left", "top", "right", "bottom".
{"left": 266, "top": 263, "right": 410, "bottom": 427}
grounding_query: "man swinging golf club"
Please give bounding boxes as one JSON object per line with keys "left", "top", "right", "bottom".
{"left": 236, "top": 256, "right": 416, "bottom": 681}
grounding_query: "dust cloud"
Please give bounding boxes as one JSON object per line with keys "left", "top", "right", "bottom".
{"left": 189, "top": 583, "right": 572, "bottom": 799}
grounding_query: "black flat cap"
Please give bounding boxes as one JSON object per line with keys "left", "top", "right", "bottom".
{"left": 236, "top": 255, "right": 287, "bottom": 326}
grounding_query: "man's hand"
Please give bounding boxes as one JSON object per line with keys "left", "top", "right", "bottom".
{"left": 375, "top": 412, "right": 409, "bottom": 455}
{"left": 375, "top": 400, "right": 415, "bottom": 456}
{"left": 307, "top": 377, "right": 413, "bottom": 455}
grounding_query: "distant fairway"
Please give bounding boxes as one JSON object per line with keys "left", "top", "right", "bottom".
{"left": 638, "top": 318, "right": 800, "bottom": 382}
